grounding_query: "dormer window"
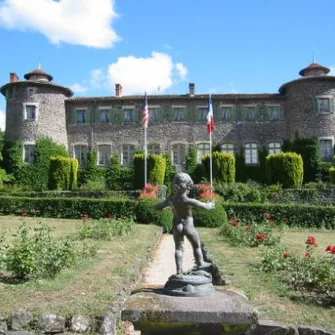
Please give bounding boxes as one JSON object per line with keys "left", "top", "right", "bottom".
{"left": 27, "top": 87, "right": 36, "bottom": 97}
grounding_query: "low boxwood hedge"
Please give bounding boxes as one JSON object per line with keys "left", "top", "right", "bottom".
{"left": 224, "top": 202, "right": 335, "bottom": 229}
{"left": 193, "top": 203, "right": 228, "bottom": 228}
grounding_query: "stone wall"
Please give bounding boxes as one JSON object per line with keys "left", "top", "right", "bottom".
{"left": 5, "top": 84, "right": 68, "bottom": 148}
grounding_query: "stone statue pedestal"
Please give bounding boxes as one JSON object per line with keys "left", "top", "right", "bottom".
{"left": 163, "top": 270, "right": 215, "bottom": 297}
{"left": 121, "top": 288, "right": 257, "bottom": 335}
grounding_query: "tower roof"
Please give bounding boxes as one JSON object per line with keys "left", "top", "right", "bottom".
{"left": 24, "top": 68, "right": 53, "bottom": 81}
{"left": 299, "top": 62, "right": 330, "bottom": 77}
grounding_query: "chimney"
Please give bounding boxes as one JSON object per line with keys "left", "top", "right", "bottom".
{"left": 10, "top": 72, "right": 20, "bottom": 83}
{"left": 115, "top": 83, "right": 122, "bottom": 97}
{"left": 189, "top": 82, "right": 195, "bottom": 96}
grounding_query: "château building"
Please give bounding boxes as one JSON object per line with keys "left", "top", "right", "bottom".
{"left": 1, "top": 62, "right": 335, "bottom": 170}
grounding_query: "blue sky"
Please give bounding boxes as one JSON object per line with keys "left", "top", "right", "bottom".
{"left": 0, "top": 0, "right": 335, "bottom": 130}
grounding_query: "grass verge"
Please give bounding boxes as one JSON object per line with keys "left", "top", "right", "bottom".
{"left": 0, "top": 215, "right": 161, "bottom": 316}
{"left": 199, "top": 228, "right": 335, "bottom": 332}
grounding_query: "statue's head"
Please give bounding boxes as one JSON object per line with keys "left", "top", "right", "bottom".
{"left": 173, "top": 172, "right": 193, "bottom": 193}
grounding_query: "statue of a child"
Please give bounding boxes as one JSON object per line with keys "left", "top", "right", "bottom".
{"left": 156, "top": 172, "right": 215, "bottom": 276}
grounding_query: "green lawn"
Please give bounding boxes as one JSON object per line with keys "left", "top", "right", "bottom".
{"left": 199, "top": 228, "right": 335, "bottom": 332}
{"left": 0, "top": 215, "right": 161, "bottom": 316}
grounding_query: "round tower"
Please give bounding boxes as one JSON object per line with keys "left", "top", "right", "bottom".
{"left": 0, "top": 68, "right": 73, "bottom": 148}
{"left": 280, "top": 62, "right": 335, "bottom": 148}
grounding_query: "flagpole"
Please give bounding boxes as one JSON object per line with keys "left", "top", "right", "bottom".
{"left": 142, "top": 92, "right": 149, "bottom": 187}
{"left": 144, "top": 126, "right": 147, "bottom": 186}
{"left": 209, "top": 129, "right": 213, "bottom": 192}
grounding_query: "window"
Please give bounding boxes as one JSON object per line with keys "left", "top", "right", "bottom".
{"left": 122, "top": 144, "right": 135, "bottom": 166}
{"left": 197, "top": 143, "right": 210, "bottom": 163}
{"left": 124, "top": 109, "right": 135, "bottom": 123}
{"left": 24, "top": 103, "right": 37, "bottom": 120}
{"left": 74, "top": 145, "right": 88, "bottom": 167}
{"left": 100, "top": 109, "right": 110, "bottom": 123}
{"left": 6, "top": 87, "right": 15, "bottom": 100}
{"left": 245, "top": 143, "right": 258, "bottom": 164}
{"left": 317, "top": 98, "right": 331, "bottom": 114}
{"left": 320, "top": 139, "right": 333, "bottom": 160}
{"left": 27, "top": 87, "right": 36, "bottom": 97}
{"left": 76, "top": 109, "right": 87, "bottom": 124}
{"left": 172, "top": 143, "right": 186, "bottom": 166}
{"left": 221, "top": 143, "right": 235, "bottom": 154}
{"left": 268, "top": 106, "right": 280, "bottom": 121}
{"left": 245, "top": 107, "right": 256, "bottom": 121}
{"left": 148, "top": 143, "right": 160, "bottom": 155}
{"left": 23, "top": 145, "right": 35, "bottom": 163}
{"left": 149, "top": 108, "right": 159, "bottom": 122}
{"left": 98, "top": 145, "right": 111, "bottom": 166}
{"left": 268, "top": 142, "right": 281, "bottom": 155}
{"left": 173, "top": 108, "right": 185, "bottom": 121}
{"left": 198, "top": 108, "right": 208, "bottom": 122}
{"left": 222, "top": 107, "right": 232, "bottom": 121}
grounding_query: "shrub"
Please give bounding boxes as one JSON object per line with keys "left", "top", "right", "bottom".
{"left": 260, "top": 236, "right": 335, "bottom": 303}
{"left": 163, "top": 154, "right": 175, "bottom": 196}
{"left": 185, "top": 146, "right": 197, "bottom": 176}
{"left": 6, "top": 222, "right": 77, "bottom": 280}
{"left": 0, "top": 196, "right": 137, "bottom": 219}
{"left": 105, "top": 155, "right": 123, "bottom": 190}
{"left": 193, "top": 202, "right": 228, "bottom": 228}
{"left": 2, "top": 138, "right": 69, "bottom": 190}
{"left": 220, "top": 213, "right": 281, "bottom": 247}
{"left": 133, "top": 154, "right": 166, "bottom": 189}
{"left": 76, "top": 217, "right": 136, "bottom": 240}
{"left": 329, "top": 167, "right": 335, "bottom": 184}
{"left": 48, "top": 156, "right": 72, "bottom": 190}
{"left": 138, "top": 184, "right": 160, "bottom": 199}
{"left": 202, "top": 152, "right": 235, "bottom": 183}
{"left": 266, "top": 152, "right": 303, "bottom": 188}
{"left": 135, "top": 198, "right": 173, "bottom": 232}
{"left": 215, "top": 181, "right": 267, "bottom": 203}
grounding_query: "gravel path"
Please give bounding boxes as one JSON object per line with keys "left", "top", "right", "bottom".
{"left": 141, "top": 233, "right": 195, "bottom": 286}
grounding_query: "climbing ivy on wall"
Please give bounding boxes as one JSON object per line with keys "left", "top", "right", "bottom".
{"left": 1, "top": 137, "right": 69, "bottom": 190}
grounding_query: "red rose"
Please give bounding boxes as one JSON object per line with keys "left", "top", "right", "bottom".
{"left": 233, "top": 221, "right": 239, "bottom": 227}
{"left": 304, "top": 252, "right": 311, "bottom": 257}
{"left": 305, "top": 236, "right": 317, "bottom": 247}
{"left": 256, "top": 233, "right": 267, "bottom": 240}
{"left": 229, "top": 215, "right": 235, "bottom": 220}
{"left": 263, "top": 213, "right": 271, "bottom": 219}
{"left": 283, "top": 253, "right": 291, "bottom": 258}
{"left": 21, "top": 212, "right": 28, "bottom": 217}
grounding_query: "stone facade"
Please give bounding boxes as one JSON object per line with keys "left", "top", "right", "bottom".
{"left": 1, "top": 62, "right": 335, "bottom": 167}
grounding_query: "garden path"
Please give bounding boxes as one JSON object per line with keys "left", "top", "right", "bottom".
{"left": 141, "top": 232, "right": 195, "bottom": 286}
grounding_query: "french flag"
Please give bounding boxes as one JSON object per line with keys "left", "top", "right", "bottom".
{"left": 207, "top": 95, "right": 214, "bottom": 133}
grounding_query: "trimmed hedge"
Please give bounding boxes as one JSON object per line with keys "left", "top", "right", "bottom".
{"left": 266, "top": 152, "right": 303, "bottom": 188}
{"left": 48, "top": 156, "right": 78, "bottom": 190}
{"left": 193, "top": 202, "right": 228, "bottom": 228}
{"left": 135, "top": 198, "right": 173, "bottom": 232}
{"left": 329, "top": 167, "right": 335, "bottom": 184}
{"left": 202, "top": 152, "right": 235, "bottom": 183}
{"left": 0, "top": 196, "right": 136, "bottom": 219}
{"left": 133, "top": 154, "right": 166, "bottom": 189}
{"left": 225, "top": 202, "right": 335, "bottom": 229}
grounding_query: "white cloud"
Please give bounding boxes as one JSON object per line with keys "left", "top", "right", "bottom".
{"left": 0, "top": 109, "right": 6, "bottom": 130}
{"left": 90, "top": 68, "right": 108, "bottom": 89}
{"left": 0, "top": 0, "right": 119, "bottom": 48}
{"left": 175, "top": 63, "right": 188, "bottom": 80}
{"left": 163, "top": 43, "right": 173, "bottom": 50}
{"left": 69, "top": 83, "right": 88, "bottom": 94}
{"left": 106, "top": 51, "right": 188, "bottom": 94}
{"left": 329, "top": 66, "right": 335, "bottom": 76}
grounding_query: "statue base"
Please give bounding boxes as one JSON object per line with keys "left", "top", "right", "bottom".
{"left": 163, "top": 270, "right": 215, "bottom": 297}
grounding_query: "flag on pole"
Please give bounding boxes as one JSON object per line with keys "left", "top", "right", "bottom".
{"left": 142, "top": 92, "right": 149, "bottom": 128}
{"left": 207, "top": 94, "right": 214, "bottom": 133}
